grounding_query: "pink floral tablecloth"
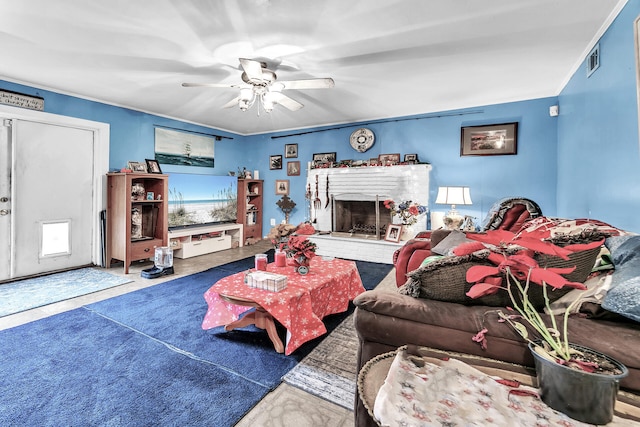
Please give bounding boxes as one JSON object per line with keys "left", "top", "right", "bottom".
{"left": 201, "top": 257, "right": 364, "bottom": 355}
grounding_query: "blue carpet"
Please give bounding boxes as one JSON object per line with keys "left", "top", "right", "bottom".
{"left": 0, "top": 268, "right": 132, "bottom": 317}
{"left": 0, "top": 254, "right": 392, "bottom": 426}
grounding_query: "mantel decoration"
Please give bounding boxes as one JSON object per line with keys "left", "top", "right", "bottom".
{"left": 459, "top": 229, "right": 628, "bottom": 424}
{"left": 384, "top": 199, "right": 427, "bottom": 241}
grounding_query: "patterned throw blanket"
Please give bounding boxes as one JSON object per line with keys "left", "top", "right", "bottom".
{"left": 373, "top": 347, "right": 635, "bottom": 427}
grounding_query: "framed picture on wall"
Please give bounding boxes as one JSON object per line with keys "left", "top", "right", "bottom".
{"left": 287, "top": 161, "right": 301, "bottom": 176}
{"left": 460, "top": 122, "right": 518, "bottom": 156}
{"left": 270, "top": 155, "right": 283, "bottom": 170}
{"left": 275, "top": 179, "right": 290, "bottom": 195}
{"left": 285, "top": 143, "right": 298, "bottom": 158}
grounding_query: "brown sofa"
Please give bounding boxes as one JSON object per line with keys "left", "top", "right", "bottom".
{"left": 353, "top": 228, "right": 640, "bottom": 426}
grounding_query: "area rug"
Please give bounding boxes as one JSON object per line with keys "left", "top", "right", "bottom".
{"left": 0, "top": 255, "right": 392, "bottom": 426}
{"left": 0, "top": 268, "right": 132, "bottom": 317}
{"left": 283, "top": 313, "right": 359, "bottom": 409}
{"left": 283, "top": 269, "right": 396, "bottom": 409}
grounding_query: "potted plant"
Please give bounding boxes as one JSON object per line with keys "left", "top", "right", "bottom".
{"left": 281, "top": 235, "right": 317, "bottom": 275}
{"left": 457, "top": 229, "right": 628, "bottom": 425}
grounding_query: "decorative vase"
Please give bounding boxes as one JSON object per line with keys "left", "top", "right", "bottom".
{"left": 400, "top": 224, "right": 415, "bottom": 241}
{"left": 529, "top": 342, "right": 628, "bottom": 424}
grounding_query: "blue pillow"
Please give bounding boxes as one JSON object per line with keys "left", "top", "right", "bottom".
{"left": 602, "top": 235, "right": 640, "bottom": 322}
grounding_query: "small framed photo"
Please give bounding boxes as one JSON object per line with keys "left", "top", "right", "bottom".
{"left": 378, "top": 153, "right": 401, "bottom": 165}
{"left": 285, "top": 143, "right": 298, "bottom": 158}
{"left": 146, "top": 191, "right": 154, "bottom": 200}
{"left": 404, "top": 154, "right": 418, "bottom": 163}
{"left": 369, "top": 158, "right": 380, "bottom": 166}
{"left": 275, "top": 179, "right": 290, "bottom": 195}
{"left": 461, "top": 122, "right": 518, "bottom": 156}
{"left": 145, "top": 159, "right": 162, "bottom": 174}
{"left": 384, "top": 224, "right": 402, "bottom": 243}
{"left": 127, "top": 161, "right": 147, "bottom": 173}
{"left": 287, "top": 161, "right": 301, "bottom": 176}
{"left": 312, "top": 152, "right": 337, "bottom": 165}
{"left": 270, "top": 155, "right": 283, "bottom": 170}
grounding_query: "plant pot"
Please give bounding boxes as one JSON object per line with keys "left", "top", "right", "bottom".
{"left": 529, "top": 342, "right": 628, "bottom": 425}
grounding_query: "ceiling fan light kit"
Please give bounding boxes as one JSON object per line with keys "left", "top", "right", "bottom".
{"left": 183, "top": 58, "right": 334, "bottom": 114}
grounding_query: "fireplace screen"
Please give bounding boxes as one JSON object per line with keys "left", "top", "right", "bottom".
{"left": 332, "top": 199, "right": 390, "bottom": 239}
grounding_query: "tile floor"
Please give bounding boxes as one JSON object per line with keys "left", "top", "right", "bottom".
{"left": 0, "top": 240, "right": 355, "bottom": 426}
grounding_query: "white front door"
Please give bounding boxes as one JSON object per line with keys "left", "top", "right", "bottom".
{"left": 0, "top": 118, "right": 98, "bottom": 281}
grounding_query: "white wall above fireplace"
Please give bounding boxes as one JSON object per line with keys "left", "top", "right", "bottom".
{"left": 305, "top": 164, "right": 432, "bottom": 233}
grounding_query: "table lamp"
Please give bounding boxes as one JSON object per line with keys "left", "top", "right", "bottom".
{"left": 435, "top": 186, "right": 472, "bottom": 229}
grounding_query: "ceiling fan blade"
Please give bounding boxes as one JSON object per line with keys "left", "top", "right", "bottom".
{"left": 270, "top": 92, "right": 303, "bottom": 111}
{"left": 222, "top": 97, "right": 240, "bottom": 109}
{"left": 182, "top": 82, "right": 238, "bottom": 88}
{"left": 239, "top": 58, "right": 264, "bottom": 81}
{"left": 280, "top": 78, "right": 335, "bottom": 90}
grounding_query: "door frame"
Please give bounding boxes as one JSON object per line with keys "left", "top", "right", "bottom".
{"left": 0, "top": 104, "right": 110, "bottom": 267}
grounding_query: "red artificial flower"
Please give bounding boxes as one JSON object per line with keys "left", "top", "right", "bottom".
{"left": 408, "top": 205, "right": 419, "bottom": 216}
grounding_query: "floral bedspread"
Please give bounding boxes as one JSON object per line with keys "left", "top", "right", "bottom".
{"left": 373, "top": 347, "right": 636, "bottom": 427}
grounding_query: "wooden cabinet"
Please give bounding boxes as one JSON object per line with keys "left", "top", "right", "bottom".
{"left": 106, "top": 173, "right": 168, "bottom": 273}
{"left": 236, "top": 179, "right": 263, "bottom": 242}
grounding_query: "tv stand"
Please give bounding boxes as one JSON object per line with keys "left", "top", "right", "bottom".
{"left": 168, "top": 223, "right": 243, "bottom": 259}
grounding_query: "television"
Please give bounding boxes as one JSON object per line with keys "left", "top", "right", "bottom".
{"left": 167, "top": 173, "right": 237, "bottom": 229}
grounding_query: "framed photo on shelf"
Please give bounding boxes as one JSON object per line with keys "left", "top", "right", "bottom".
{"left": 287, "top": 161, "right": 301, "bottom": 176}
{"left": 270, "top": 154, "right": 283, "bottom": 170}
{"left": 275, "top": 179, "right": 290, "bottom": 195}
{"left": 285, "top": 143, "right": 298, "bottom": 158}
{"left": 145, "top": 159, "right": 162, "bottom": 174}
{"left": 312, "top": 152, "right": 336, "bottom": 165}
{"left": 460, "top": 122, "right": 518, "bottom": 156}
{"left": 127, "top": 161, "right": 147, "bottom": 173}
{"left": 378, "top": 153, "right": 401, "bottom": 165}
{"left": 404, "top": 153, "right": 418, "bottom": 163}
{"left": 384, "top": 224, "right": 402, "bottom": 243}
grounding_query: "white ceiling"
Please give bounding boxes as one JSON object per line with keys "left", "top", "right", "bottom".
{"left": 0, "top": 0, "right": 625, "bottom": 135}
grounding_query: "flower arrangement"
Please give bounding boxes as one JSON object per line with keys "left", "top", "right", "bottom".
{"left": 457, "top": 229, "right": 606, "bottom": 369}
{"left": 281, "top": 235, "right": 317, "bottom": 267}
{"left": 383, "top": 199, "right": 427, "bottom": 226}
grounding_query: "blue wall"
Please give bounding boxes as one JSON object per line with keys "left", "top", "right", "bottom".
{"left": 249, "top": 98, "right": 560, "bottom": 229}
{"left": 0, "top": 80, "right": 244, "bottom": 177}
{"left": 3, "top": 1, "right": 640, "bottom": 235}
{"left": 557, "top": 0, "right": 640, "bottom": 233}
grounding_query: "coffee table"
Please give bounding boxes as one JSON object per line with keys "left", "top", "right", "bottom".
{"left": 201, "top": 257, "right": 365, "bottom": 355}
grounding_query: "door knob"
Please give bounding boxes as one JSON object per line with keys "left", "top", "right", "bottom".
{"left": 0, "top": 209, "right": 9, "bottom": 215}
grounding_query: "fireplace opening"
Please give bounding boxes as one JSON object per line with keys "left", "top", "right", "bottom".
{"left": 332, "top": 199, "right": 390, "bottom": 239}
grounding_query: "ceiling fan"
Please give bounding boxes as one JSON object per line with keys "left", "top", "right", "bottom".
{"left": 182, "top": 58, "right": 335, "bottom": 113}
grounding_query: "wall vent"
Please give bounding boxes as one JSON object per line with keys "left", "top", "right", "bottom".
{"left": 587, "top": 44, "right": 600, "bottom": 77}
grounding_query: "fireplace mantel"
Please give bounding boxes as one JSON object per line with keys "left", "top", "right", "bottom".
{"left": 305, "top": 164, "right": 432, "bottom": 234}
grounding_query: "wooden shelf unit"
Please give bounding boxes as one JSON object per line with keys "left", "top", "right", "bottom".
{"left": 236, "top": 179, "right": 263, "bottom": 242}
{"left": 106, "top": 173, "right": 168, "bottom": 273}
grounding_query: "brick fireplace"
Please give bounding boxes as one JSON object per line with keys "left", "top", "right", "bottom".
{"left": 305, "top": 164, "right": 431, "bottom": 263}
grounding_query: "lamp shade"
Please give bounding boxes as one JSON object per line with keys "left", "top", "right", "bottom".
{"left": 435, "top": 186, "right": 472, "bottom": 206}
